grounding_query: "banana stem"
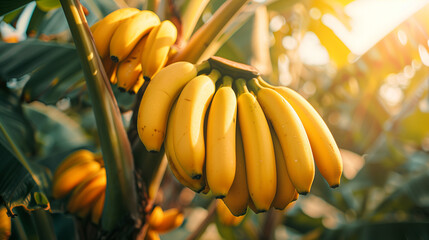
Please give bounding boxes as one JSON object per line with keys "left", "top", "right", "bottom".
{"left": 208, "top": 69, "right": 222, "bottom": 82}
{"left": 233, "top": 78, "right": 248, "bottom": 96}
{"left": 60, "top": 0, "right": 138, "bottom": 231}
{"left": 222, "top": 75, "right": 234, "bottom": 88}
{"left": 246, "top": 78, "right": 261, "bottom": 94}
{"left": 171, "top": 0, "right": 249, "bottom": 64}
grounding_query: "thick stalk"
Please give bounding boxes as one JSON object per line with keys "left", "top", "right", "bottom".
{"left": 171, "top": 0, "right": 249, "bottom": 64}
{"left": 59, "top": 0, "right": 138, "bottom": 231}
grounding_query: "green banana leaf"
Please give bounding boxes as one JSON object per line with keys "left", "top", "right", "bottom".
{"left": 0, "top": 89, "right": 50, "bottom": 213}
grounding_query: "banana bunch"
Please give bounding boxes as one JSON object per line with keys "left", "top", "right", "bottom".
{"left": 51, "top": 149, "right": 106, "bottom": 224}
{"left": 146, "top": 206, "right": 184, "bottom": 239}
{"left": 137, "top": 56, "right": 343, "bottom": 216}
{"left": 90, "top": 8, "right": 177, "bottom": 94}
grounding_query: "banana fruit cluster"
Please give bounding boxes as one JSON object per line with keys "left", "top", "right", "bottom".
{"left": 51, "top": 149, "right": 106, "bottom": 224}
{"left": 90, "top": 8, "right": 177, "bottom": 94}
{"left": 146, "top": 206, "right": 184, "bottom": 240}
{"left": 137, "top": 56, "right": 343, "bottom": 216}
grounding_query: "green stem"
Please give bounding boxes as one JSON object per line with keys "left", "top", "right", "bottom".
{"left": 246, "top": 78, "right": 261, "bottom": 94}
{"left": 59, "top": 0, "right": 138, "bottom": 231}
{"left": 233, "top": 78, "right": 248, "bottom": 96}
{"left": 171, "top": 0, "right": 249, "bottom": 64}
{"left": 222, "top": 75, "right": 234, "bottom": 88}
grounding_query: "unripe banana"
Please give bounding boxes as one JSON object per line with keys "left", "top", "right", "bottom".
{"left": 52, "top": 160, "right": 101, "bottom": 199}
{"left": 137, "top": 61, "right": 202, "bottom": 152}
{"left": 270, "top": 126, "right": 298, "bottom": 210}
{"left": 173, "top": 70, "right": 221, "bottom": 179}
{"left": 206, "top": 76, "right": 237, "bottom": 198}
{"left": 150, "top": 208, "right": 184, "bottom": 233}
{"left": 222, "top": 126, "right": 249, "bottom": 216}
{"left": 235, "top": 78, "right": 276, "bottom": 212}
{"left": 91, "top": 191, "right": 105, "bottom": 224}
{"left": 92, "top": 8, "right": 141, "bottom": 58}
{"left": 110, "top": 10, "right": 160, "bottom": 62}
{"left": 140, "top": 20, "right": 178, "bottom": 80}
{"left": 165, "top": 102, "right": 205, "bottom": 192}
{"left": 67, "top": 168, "right": 106, "bottom": 213}
{"left": 258, "top": 78, "right": 343, "bottom": 188}
{"left": 53, "top": 149, "right": 95, "bottom": 180}
{"left": 248, "top": 78, "right": 314, "bottom": 194}
{"left": 116, "top": 35, "right": 148, "bottom": 91}
{"left": 216, "top": 199, "right": 245, "bottom": 227}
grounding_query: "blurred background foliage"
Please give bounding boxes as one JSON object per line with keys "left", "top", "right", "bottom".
{"left": 0, "top": 0, "right": 429, "bottom": 239}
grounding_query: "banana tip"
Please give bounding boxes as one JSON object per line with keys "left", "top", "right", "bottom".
{"left": 298, "top": 191, "right": 309, "bottom": 196}
{"left": 110, "top": 56, "right": 119, "bottom": 62}
{"left": 330, "top": 184, "right": 340, "bottom": 189}
{"left": 215, "top": 195, "right": 226, "bottom": 199}
{"left": 143, "top": 76, "right": 151, "bottom": 81}
{"left": 191, "top": 174, "right": 202, "bottom": 180}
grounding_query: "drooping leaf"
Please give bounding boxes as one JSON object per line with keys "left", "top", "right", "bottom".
{"left": 0, "top": 89, "right": 50, "bottom": 212}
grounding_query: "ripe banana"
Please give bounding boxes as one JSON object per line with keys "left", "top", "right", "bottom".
{"left": 216, "top": 199, "right": 245, "bottom": 227}
{"left": 116, "top": 35, "right": 148, "bottom": 91}
{"left": 148, "top": 206, "right": 164, "bottom": 227}
{"left": 101, "top": 56, "right": 117, "bottom": 84}
{"left": 110, "top": 10, "right": 160, "bottom": 62}
{"left": 146, "top": 230, "right": 160, "bottom": 240}
{"left": 92, "top": 8, "right": 141, "bottom": 58}
{"left": 52, "top": 160, "right": 101, "bottom": 199}
{"left": 66, "top": 168, "right": 106, "bottom": 213}
{"left": 137, "top": 61, "right": 203, "bottom": 152}
{"left": 173, "top": 70, "right": 221, "bottom": 179}
{"left": 248, "top": 78, "right": 314, "bottom": 194}
{"left": 235, "top": 78, "right": 276, "bottom": 212}
{"left": 129, "top": 73, "right": 146, "bottom": 94}
{"left": 53, "top": 149, "right": 95, "bottom": 180}
{"left": 165, "top": 102, "right": 205, "bottom": 192}
{"left": 140, "top": 20, "right": 178, "bottom": 80}
{"left": 91, "top": 191, "right": 105, "bottom": 224}
{"left": 150, "top": 208, "right": 184, "bottom": 233}
{"left": 206, "top": 76, "right": 237, "bottom": 198}
{"left": 0, "top": 208, "right": 11, "bottom": 240}
{"left": 222, "top": 126, "right": 249, "bottom": 216}
{"left": 258, "top": 77, "right": 343, "bottom": 188}
{"left": 270, "top": 126, "right": 298, "bottom": 210}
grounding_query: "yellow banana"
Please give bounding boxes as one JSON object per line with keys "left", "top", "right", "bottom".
{"left": 53, "top": 149, "right": 96, "bottom": 182}
{"left": 91, "top": 191, "right": 105, "bottom": 224}
{"left": 216, "top": 199, "right": 245, "bottom": 227}
{"left": 206, "top": 76, "right": 237, "bottom": 198}
{"left": 148, "top": 206, "right": 164, "bottom": 227}
{"left": 234, "top": 78, "right": 276, "bottom": 212}
{"left": 116, "top": 35, "right": 148, "bottom": 91}
{"left": 110, "top": 10, "right": 160, "bottom": 62}
{"left": 0, "top": 208, "right": 11, "bottom": 240}
{"left": 140, "top": 20, "right": 178, "bottom": 80}
{"left": 129, "top": 73, "right": 146, "bottom": 94}
{"left": 66, "top": 168, "right": 106, "bottom": 213}
{"left": 52, "top": 160, "right": 101, "bottom": 199}
{"left": 173, "top": 70, "right": 221, "bottom": 179}
{"left": 101, "top": 56, "right": 117, "bottom": 83}
{"left": 145, "top": 230, "right": 160, "bottom": 240}
{"left": 90, "top": 20, "right": 101, "bottom": 32}
{"left": 248, "top": 78, "right": 314, "bottom": 194}
{"left": 137, "top": 61, "right": 204, "bottom": 152}
{"left": 150, "top": 208, "right": 184, "bottom": 233}
{"left": 165, "top": 102, "right": 205, "bottom": 192}
{"left": 92, "top": 8, "right": 141, "bottom": 58}
{"left": 222, "top": 126, "right": 249, "bottom": 217}
{"left": 258, "top": 77, "right": 343, "bottom": 188}
{"left": 270, "top": 126, "right": 298, "bottom": 210}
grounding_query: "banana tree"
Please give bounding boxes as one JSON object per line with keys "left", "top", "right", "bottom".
{"left": 1, "top": 0, "right": 429, "bottom": 239}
